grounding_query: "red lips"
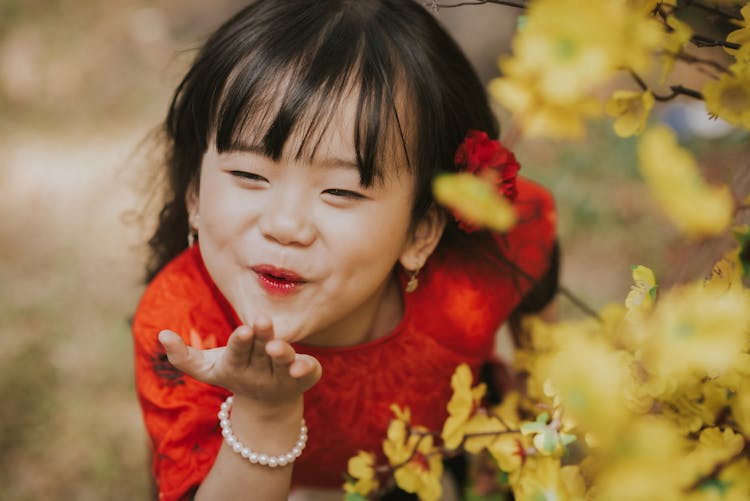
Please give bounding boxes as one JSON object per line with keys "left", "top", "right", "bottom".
{"left": 251, "top": 265, "right": 306, "bottom": 297}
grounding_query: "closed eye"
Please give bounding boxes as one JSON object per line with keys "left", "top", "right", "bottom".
{"left": 323, "top": 188, "right": 365, "bottom": 199}
{"left": 229, "top": 171, "right": 268, "bottom": 183}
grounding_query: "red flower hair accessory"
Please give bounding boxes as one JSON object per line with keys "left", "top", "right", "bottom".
{"left": 451, "top": 130, "right": 520, "bottom": 232}
{"left": 454, "top": 130, "right": 520, "bottom": 201}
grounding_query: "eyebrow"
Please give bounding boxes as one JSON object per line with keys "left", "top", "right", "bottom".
{"left": 226, "top": 141, "right": 360, "bottom": 170}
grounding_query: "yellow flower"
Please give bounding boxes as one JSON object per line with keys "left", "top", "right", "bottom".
{"left": 594, "top": 418, "right": 691, "bottom": 501}
{"left": 605, "top": 90, "right": 655, "bottom": 137}
{"left": 487, "top": 433, "right": 527, "bottom": 474}
{"left": 442, "top": 364, "right": 484, "bottom": 449}
{"left": 487, "top": 0, "right": 666, "bottom": 139}
{"left": 514, "top": 457, "right": 586, "bottom": 501}
{"left": 442, "top": 364, "right": 509, "bottom": 454}
{"left": 684, "top": 427, "right": 745, "bottom": 479}
{"left": 637, "top": 125, "right": 734, "bottom": 236}
{"left": 433, "top": 173, "right": 516, "bottom": 233}
{"left": 703, "top": 58, "right": 750, "bottom": 129}
{"left": 544, "top": 333, "right": 633, "bottom": 438}
{"left": 344, "top": 451, "right": 379, "bottom": 497}
{"left": 658, "top": 380, "right": 732, "bottom": 434}
{"left": 731, "top": 380, "right": 750, "bottom": 439}
{"left": 625, "top": 265, "right": 657, "bottom": 316}
{"left": 491, "top": 390, "right": 522, "bottom": 430}
{"left": 383, "top": 406, "right": 443, "bottom": 501}
{"left": 507, "top": 0, "right": 658, "bottom": 102}
{"left": 725, "top": 4, "right": 750, "bottom": 56}
{"left": 639, "top": 283, "right": 750, "bottom": 382}
{"left": 489, "top": 75, "right": 601, "bottom": 139}
{"left": 704, "top": 244, "right": 745, "bottom": 292}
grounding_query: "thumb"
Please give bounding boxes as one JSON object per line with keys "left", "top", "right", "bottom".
{"left": 158, "top": 329, "right": 211, "bottom": 381}
{"left": 289, "top": 354, "right": 322, "bottom": 393}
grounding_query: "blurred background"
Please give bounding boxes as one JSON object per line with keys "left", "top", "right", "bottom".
{"left": 0, "top": 1, "right": 747, "bottom": 499}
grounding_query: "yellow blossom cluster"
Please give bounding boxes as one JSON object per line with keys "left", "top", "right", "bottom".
{"left": 704, "top": 4, "right": 750, "bottom": 129}
{"left": 489, "top": 0, "right": 665, "bottom": 138}
{"left": 344, "top": 237, "right": 750, "bottom": 499}
{"left": 489, "top": 0, "right": 750, "bottom": 138}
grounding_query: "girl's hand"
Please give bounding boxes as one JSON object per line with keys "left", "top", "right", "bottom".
{"left": 158, "top": 317, "right": 321, "bottom": 411}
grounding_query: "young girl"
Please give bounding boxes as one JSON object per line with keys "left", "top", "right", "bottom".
{"left": 133, "top": 1, "right": 558, "bottom": 499}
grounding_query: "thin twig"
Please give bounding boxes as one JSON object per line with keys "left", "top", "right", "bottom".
{"left": 628, "top": 70, "right": 704, "bottom": 101}
{"left": 691, "top": 34, "right": 742, "bottom": 50}
{"left": 558, "top": 285, "right": 601, "bottom": 320}
{"left": 675, "top": 51, "right": 730, "bottom": 75}
{"left": 426, "top": 0, "right": 528, "bottom": 10}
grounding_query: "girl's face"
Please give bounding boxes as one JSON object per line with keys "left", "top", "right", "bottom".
{"left": 195, "top": 99, "right": 433, "bottom": 346}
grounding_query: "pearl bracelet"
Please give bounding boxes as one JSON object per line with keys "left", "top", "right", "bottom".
{"left": 218, "top": 396, "right": 307, "bottom": 468}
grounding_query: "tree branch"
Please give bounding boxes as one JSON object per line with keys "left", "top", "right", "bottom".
{"left": 425, "top": 0, "right": 528, "bottom": 10}
{"left": 628, "top": 70, "right": 704, "bottom": 101}
{"left": 675, "top": 51, "right": 729, "bottom": 75}
{"left": 691, "top": 34, "right": 742, "bottom": 50}
{"left": 558, "top": 285, "right": 601, "bottom": 320}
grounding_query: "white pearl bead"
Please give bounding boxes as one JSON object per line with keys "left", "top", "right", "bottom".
{"left": 218, "top": 395, "right": 305, "bottom": 468}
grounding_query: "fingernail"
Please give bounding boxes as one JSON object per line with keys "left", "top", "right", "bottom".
{"left": 158, "top": 330, "right": 171, "bottom": 344}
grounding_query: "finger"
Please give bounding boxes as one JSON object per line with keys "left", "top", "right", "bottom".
{"left": 249, "top": 318, "right": 274, "bottom": 369}
{"left": 266, "top": 339, "right": 296, "bottom": 372}
{"left": 159, "top": 329, "right": 212, "bottom": 380}
{"left": 289, "top": 354, "right": 322, "bottom": 392}
{"left": 225, "top": 325, "right": 254, "bottom": 367}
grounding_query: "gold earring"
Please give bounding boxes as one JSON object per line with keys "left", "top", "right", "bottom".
{"left": 188, "top": 214, "right": 199, "bottom": 247}
{"left": 405, "top": 266, "right": 421, "bottom": 293}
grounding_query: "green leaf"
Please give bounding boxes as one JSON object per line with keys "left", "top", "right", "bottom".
{"left": 561, "top": 433, "right": 577, "bottom": 446}
{"left": 345, "top": 493, "right": 368, "bottom": 501}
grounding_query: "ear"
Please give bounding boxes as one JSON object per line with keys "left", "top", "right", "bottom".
{"left": 399, "top": 205, "right": 446, "bottom": 271}
{"left": 186, "top": 180, "right": 200, "bottom": 229}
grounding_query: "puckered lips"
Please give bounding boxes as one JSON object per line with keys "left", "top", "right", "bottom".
{"left": 251, "top": 264, "right": 307, "bottom": 297}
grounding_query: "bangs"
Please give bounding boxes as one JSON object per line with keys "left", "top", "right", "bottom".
{"left": 210, "top": 6, "right": 411, "bottom": 187}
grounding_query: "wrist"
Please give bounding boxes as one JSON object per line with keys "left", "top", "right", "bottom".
{"left": 230, "top": 393, "right": 303, "bottom": 424}
{"left": 219, "top": 395, "right": 307, "bottom": 468}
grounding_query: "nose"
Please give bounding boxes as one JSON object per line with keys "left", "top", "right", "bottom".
{"left": 258, "top": 194, "right": 316, "bottom": 247}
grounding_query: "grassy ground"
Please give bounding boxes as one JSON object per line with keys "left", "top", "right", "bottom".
{"left": 1, "top": 1, "right": 747, "bottom": 499}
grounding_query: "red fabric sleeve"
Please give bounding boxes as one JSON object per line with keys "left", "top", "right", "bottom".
{"left": 132, "top": 248, "right": 232, "bottom": 501}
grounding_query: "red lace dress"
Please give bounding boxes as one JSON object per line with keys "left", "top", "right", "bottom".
{"left": 133, "top": 178, "right": 555, "bottom": 501}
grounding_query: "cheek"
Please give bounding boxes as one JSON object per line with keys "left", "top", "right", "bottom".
{"left": 329, "top": 204, "right": 413, "bottom": 274}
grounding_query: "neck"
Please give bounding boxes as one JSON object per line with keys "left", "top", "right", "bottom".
{"left": 300, "top": 272, "right": 404, "bottom": 348}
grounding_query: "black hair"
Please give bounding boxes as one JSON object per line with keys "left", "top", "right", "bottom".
{"left": 146, "top": 0, "right": 498, "bottom": 281}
